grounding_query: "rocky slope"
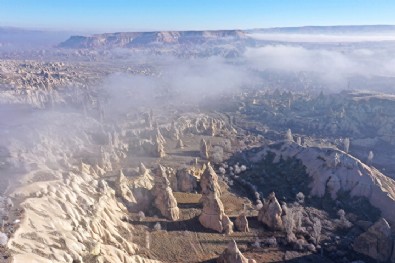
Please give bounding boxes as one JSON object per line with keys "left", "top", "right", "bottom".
{"left": 251, "top": 141, "right": 395, "bottom": 227}
{"left": 59, "top": 30, "right": 247, "bottom": 49}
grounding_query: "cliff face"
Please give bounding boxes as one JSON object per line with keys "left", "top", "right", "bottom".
{"left": 59, "top": 30, "right": 247, "bottom": 49}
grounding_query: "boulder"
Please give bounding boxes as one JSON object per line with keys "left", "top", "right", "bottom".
{"left": 257, "top": 192, "right": 283, "bottom": 230}
{"left": 217, "top": 240, "right": 256, "bottom": 263}
{"left": 353, "top": 218, "right": 393, "bottom": 262}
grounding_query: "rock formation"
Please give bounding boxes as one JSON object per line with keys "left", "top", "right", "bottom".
{"left": 235, "top": 213, "right": 249, "bottom": 232}
{"left": 115, "top": 170, "right": 136, "bottom": 204}
{"left": 217, "top": 240, "right": 256, "bottom": 263}
{"left": 176, "top": 138, "right": 184, "bottom": 149}
{"left": 353, "top": 218, "right": 394, "bottom": 262}
{"left": 199, "top": 163, "right": 232, "bottom": 233}
{"left": 154, "top": 134, "right": 166, "bottom": 158}
{"left": 129, "top": 164, "right": 154, "bottom": 212}
{"left": 200, "top": 163, "right": 221, "bottom": 196}
{"left": 200, "top": 138, "right": 210, "bottom": 159}
{"left": 257, "top": 192, "right": 283, "bottom": 230}
{"left": 152, "top": 165, "right": 179, "bottom": 221}
{"left": 222, "top": 215, "right": 234, "bottom": 235}
{"left": 176, "top": 167, "right": 198, "bottom": 192}
{"left": 252, "top": 142, "right": 395, "bottom": 227}
{"left": 207, "top": 119, "right": 216, "bottom": 136}
{"left": 199, "top": 191, "right": 227, "bottom": 233}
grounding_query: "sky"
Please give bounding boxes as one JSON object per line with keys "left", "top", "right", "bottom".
{"left": 1, "top": 0, "right": 395, "bottom": 32}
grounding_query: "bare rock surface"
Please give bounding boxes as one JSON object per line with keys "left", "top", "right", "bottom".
{"left": 235, "top": 212, "right": 249, "bottom": 232}
{"left": 217, "top": 240, "right": 256, "bottom": 263}
{"left": 200, "top": 163, "right": 221, "bottom": 196}
{"left": 176, "top": 167, "right": 198, "bottom": 193}
{"left": 199, "top": 191, "right": 226, "bottom": 232}
{"left": 252, "top": 141, "right": 395, "bottom": 226}
{"left": 257, "top": 192, "right": 283, "bottom": 230}
{"left": 152, "top": 165, "right": 179, "bottom": 221}
{"left": 115, "top": 169, "right": 136, "bottom": 204}
{"left": 353, "top": 218, "right": 394, "bottom": 262}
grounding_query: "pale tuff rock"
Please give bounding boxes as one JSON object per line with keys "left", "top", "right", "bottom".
{"left": 115, "top": 170, "right": 136, "bottom": 204}
{"left": 200, "top": 163, "right": 221, "bottom": 196}
{"left": 168, "top": 121, "right": 180, "bottom": 140}
{"left": 217, "top": 240, "right": 256, "bottom": 263}
{"left": 139, "top": 162, "right": 148, "bottom": 175}
{"left": 207, "top": 119, "right": 217, "bottom": 136}
{"left": 176, "top": 138, "right": 184, "bottom": 149}
{"left": 199, "top": 163, "right": 231, "bottom": 233}
{"left": 222, "top": 215, "right": 234, "bottom": 235}
{"left": 235, "top": 213, "right": 249, "bottom": 232}
{"left": 200, "top": 138, "right": 210, "bottom": 160}
{"left": 176, "top": 167, "right": 198, "bottom": 193}
{"left": 99, "top": 146, "right": 112, "bottom": 171}
{"left": 8, "top": 163, "right": 159, "bottom": 263}
{"left": 155, "top": 127, "right": 166, "bottom": 145}
{"left": 257, "top": 192, "right": 283, "bottom": 230}
{"left": 129, "top": 165, "right": 154, "bottom": 212}
{"left": 152, "top": 165, "right": 179, "bottom": 221}
{"left": 199, "top": 191, "right": 228, "bottom": 233}
{"left": 353, "top": 218, "right": 394, "bottom": 262}
{"left": 154, "top": 134, "right": 166, "bottom": 158}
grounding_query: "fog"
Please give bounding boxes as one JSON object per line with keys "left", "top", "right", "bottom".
{"left": 242, "top": 43, "right": 395, "bottom": 90}
{"left": 248, "top": 33, "right": 395, "bottom": 42}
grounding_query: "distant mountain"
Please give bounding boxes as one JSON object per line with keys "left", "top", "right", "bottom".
{"left": 248, "top": 25, "right": 395, "bottom": 34}
{"left": 58, "top": 30, "right": 247, "bottom": 49}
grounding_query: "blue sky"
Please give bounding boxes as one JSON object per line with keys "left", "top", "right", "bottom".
{"left": 1, "top": 0, "right": 395, "bottom": 32}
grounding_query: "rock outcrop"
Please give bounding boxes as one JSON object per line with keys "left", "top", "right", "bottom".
{"left": 235, "top": 213, "right": 249, "bottom": 232}
{"left": 353, "top": 218, "right": 394, "bottom": 262}
{"left": 200, "top": 138, "right": 210, "bottom": 160}
{"left": 9, "top": 163, "right": 159, "bottom": 263}
{"left": 257, "top": 192, "right": 283, "bottom": 230}
{"left": 115, "top": 170, "right": 136, "bottom": 204}
{"left": 217, "top": 240, "right": 256, "bottom": 263}
{"left": 129, "top": 164, "right": 154, "bottom": 212}
{"left": 154, "top": 134, "right": 166, "bottom": 158}
{"left": 176, "top": 138, "right": 184, "bottom": 149}
{"left": 152, "top": 165, "right": 179, "bottom": 221}
{"left": 200, "top": 163, "right": 221, "bottom": 196}
{"left": 199, "top": 163, "right": 232, "bottom": 233}
{"left": 199, "top": 191, "right": 228, "bottom": 233}
{"left": 176, "top": 167, "right": 198, "bottom": 193}
{"left": 251, "top": 142, "right": 395, "bottom": 227}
